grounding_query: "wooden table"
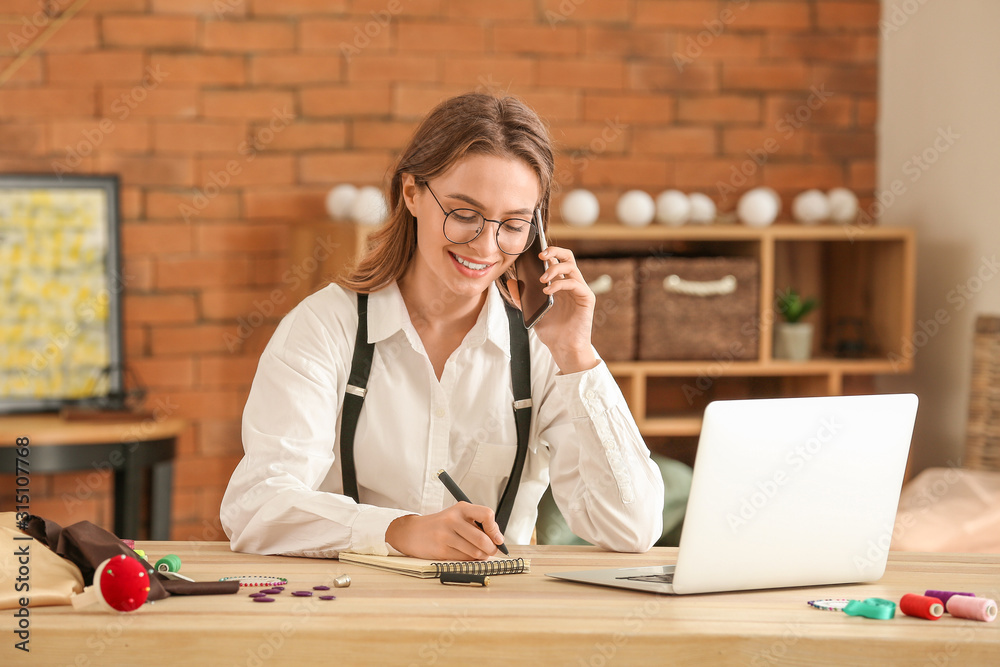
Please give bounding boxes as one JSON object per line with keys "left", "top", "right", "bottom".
{"left": 6, "top": 543, "right": 998, "bottom": 665}
{"left": 0, "top": 413, "right": 185, "bottom": 540}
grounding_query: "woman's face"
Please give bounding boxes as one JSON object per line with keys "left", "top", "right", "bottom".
{"left": 403, "top": 154, "right": 540, "bottom": 304}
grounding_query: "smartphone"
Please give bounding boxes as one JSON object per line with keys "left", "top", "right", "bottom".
{"left": 513, "top": 210, "right": 554, "bottom": 329}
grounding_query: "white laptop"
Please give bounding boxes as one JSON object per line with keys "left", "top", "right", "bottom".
{"left": 547, "top": 393, "right": 918, "bottom": 595}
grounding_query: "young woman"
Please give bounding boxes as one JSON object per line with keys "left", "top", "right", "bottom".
{"left": 221, "top": 93, "right": 664, "bottom": 561}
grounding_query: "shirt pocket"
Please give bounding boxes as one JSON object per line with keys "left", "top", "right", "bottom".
{"left": 460, "top": 442, "right": 518, "bottom": 506}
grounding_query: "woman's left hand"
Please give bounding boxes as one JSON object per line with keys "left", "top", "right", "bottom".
{"left": 511, "top": 245, "right": 599, "bottom": 374}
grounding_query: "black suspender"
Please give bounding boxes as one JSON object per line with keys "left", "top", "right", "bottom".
{"left": 496, "top": 300, "right": 532, "bottom": 534}
{"left": 339, "top": 292, "right": 532, "bottom": 535}
{"left": 339, "top": 292, "right": 374, "bottom": 504}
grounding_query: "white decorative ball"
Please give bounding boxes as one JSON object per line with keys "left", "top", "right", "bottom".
{"left": 827, "top": 187, "right": 859, "bottom": 224}
{"left": 615, "top": 190, "right": 655, "bottom": 227}
{"left": 325, "top": 184, "right": 358, "bottom": 221}
{"left": 654, "top": 190, "right": 691, "bottom": 226}
{"left": 350, "top": 186, "right": 388, "bottom": 226}
{"left": 737, "top": 188, "right": 781, "bottom": 227}
{"left": 687, "top": 193, "right": 717, "bottom": 224}
{"left": 560, "top": 189, "right": 600, "bottom": 227}
{"left": 791, "top": 189, "right": 831, "bottom": 225}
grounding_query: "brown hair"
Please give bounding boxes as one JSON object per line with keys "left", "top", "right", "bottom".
{"left": 335, "top": 92, "right": 554, "bottom": 302}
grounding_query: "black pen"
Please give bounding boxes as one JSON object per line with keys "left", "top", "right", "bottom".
{"left": 441, "top": 572, "right": 490, "bottom": 587}
{"left": 436, "top": 469, "right": 510, "bottom": 556}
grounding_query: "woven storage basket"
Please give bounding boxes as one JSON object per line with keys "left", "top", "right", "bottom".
{"left": 965, "top": 315, "right": 1000, "bottom": 471}
{"left": 579, "top": 257, "right": 637, "bottom": 362}
{"left": 637, "top": 256, "right": 759, "bottom": 361}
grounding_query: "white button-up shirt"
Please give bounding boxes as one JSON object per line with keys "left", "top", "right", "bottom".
{"left": 221, "top": 282, "right": 664, "bottom": 558}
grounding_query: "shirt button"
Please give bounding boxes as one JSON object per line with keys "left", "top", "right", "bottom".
{"left": 586, "top": 390, "right": 597, "bottom": 400}
{"left": 434, "top": 407, "right": 446, "bottom": 419}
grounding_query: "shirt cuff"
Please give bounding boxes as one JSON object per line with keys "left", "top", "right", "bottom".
{"left": 554, "top": 359, "right": 637, "bottom": 504}
{"left": 554, "top": 360, "right": 623, "bottom": 420}
{"left": 349, "top": 506, "right": 417, "bottom": 556}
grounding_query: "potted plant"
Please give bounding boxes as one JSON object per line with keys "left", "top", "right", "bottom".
{"left": 774, "top": 288, "right": 818, "bottom": 360}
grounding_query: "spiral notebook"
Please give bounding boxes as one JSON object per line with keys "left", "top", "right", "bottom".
{"left": 339, "top": 552, "right": 530, "bottom": 579}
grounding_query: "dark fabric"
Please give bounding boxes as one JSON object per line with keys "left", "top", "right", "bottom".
{"left": 19, "top": 515, "right": 238, "bottom": 599}
{"left": 161, "top": 580, "right": 239, "bottom": 596}
{"left": 339, "top": 292, "right": 533, "bottom": 534}
{"left": 21, "top": 514, "right": 169, "bottom": 601}
{"left": 495, "top": 300, "right": 531, "bottom": 534}
{"left": 340, "top": 291, "right": 373, "bottom": 502}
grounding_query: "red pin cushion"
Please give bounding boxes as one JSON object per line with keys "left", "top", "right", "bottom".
{"left": 71, "top": 555, "right": 150, "bottom": 612}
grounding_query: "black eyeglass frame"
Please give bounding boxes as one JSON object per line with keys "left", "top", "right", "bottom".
{"left": 423, "top": 182, "right": 538, "bottom": 256}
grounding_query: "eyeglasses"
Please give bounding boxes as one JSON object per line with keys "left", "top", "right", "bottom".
{"left": 424, "top": 183, "right": 537, "bottom": 256}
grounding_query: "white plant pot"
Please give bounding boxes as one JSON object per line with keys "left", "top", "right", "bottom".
{"left": 774, "top": 322, "right": 814, "bottom": 361}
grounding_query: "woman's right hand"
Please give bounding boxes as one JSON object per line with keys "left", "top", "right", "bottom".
{"left": 385, "top": 502, "right": 503, "bottom": 560}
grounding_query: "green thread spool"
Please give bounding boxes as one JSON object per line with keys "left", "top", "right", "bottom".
{"left": 155, "top": 554, "right": 182, "bottom": 573}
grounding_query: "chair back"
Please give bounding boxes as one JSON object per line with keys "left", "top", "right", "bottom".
{"left": 965, "top": 315, "right": 1000, "bottom": 471}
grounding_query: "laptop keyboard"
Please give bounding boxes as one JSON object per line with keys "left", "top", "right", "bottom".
{"left": 618, "top": 572, "right": 674, "bottom": 584}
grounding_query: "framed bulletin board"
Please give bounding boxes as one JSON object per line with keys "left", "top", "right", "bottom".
{"left": 0, "top": 174, "right": 124, "bottom": 414}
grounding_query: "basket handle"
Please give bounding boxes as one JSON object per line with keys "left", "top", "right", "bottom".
{"left": 588, "top": 274, "right": 613, "bottom": 295}
{"left": 663, "top": 274, "right": 737, "bottom": 297}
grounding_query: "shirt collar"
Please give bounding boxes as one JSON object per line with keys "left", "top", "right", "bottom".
{"left": 482, "top": 282, "right": 513, "bottom": 359}
{"left": 366, "top": 282, "right": 512, "bottom": 358}
{"left": 366, "top": 282, "right": 411, "bottom": 344}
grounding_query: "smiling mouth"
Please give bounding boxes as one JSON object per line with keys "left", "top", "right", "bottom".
{"left": 450, "top": 252, "right": 492, "bottom": 272}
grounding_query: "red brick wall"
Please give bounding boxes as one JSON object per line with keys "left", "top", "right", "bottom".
{"left": 0, "top": 0, "right": 879, "bottom": 539}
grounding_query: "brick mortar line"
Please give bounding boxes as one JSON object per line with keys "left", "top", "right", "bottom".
{"left": 0, "top": 0, "right": 90, "bottom": 87}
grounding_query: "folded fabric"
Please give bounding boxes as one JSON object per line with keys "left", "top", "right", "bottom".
{"left": 19, "top": 513, "right": 171, "bottom": 602}
{"left": 892, "top": 468, "right": 1000, "bottom": 552}
{"left": 14, "top": 514, "right": 239, "bottom": 602}
{"left": 0, "top": 512, "right": 85, "bottom": 610}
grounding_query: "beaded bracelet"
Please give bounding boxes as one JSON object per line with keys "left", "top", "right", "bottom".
{"left": 219, "top": 575, "right": 289, "bottom": 588}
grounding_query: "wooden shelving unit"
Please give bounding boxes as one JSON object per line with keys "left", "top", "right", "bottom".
{"left": 551, "top": 222, "right": 917, "bottom": 439}
{"left": 288, "top": 221, "right": 916, "bottom": 443}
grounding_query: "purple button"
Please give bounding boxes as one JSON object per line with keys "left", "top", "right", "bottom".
{"left": 260, "top": 589, "right": 282, "bottom": 595}
{"left": 253, "top": 596, "right": 275, "bottom": 603}
{"left": 292, "top": 591, "right": 313, "bottom": 597}
{"left": 270, "top": 586, "right": 285, "bottom": 591}
{"left": 249, "top": 592, "right": 267, "bottom": 598}
{"left": 319, "top": 595, "right": 336, "bottom": 600}
{"left": 313, "top": 585, "right": 330, "bottom": 591}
